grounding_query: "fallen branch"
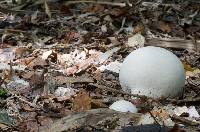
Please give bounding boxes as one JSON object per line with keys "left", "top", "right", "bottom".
{"left": 41, "top": 108, "right": 142, "bottom": 131}
{"left": 172, "top": 115, "right": 200, "bottom": 126}
{"left": 146, "top": 38, "right": 200, "bottom": 51}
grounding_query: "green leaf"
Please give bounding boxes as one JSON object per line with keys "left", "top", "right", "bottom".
{"left": 0, "top": 88, "right": 7, "bottom": 98}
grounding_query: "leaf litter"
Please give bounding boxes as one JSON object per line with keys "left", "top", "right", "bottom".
{"left": 0, "top": 0, "right": 200, "bottom": 131}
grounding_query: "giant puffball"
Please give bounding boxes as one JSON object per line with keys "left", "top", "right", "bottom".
{"left": 119, "top": 46, "right": 185, "bottom": 98}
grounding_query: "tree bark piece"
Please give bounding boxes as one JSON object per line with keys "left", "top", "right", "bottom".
{"left": 146, "top": 38, "right": 200, "bottom": 51}
{"left": 40, "top": 108, "right": 142, "bottom": 132}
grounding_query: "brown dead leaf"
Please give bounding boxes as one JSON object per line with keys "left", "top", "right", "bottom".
{"left": 83, "top": 4, "right": 105, "bottom": 13}
{"left": 18, "top": 119, "right": 39, "bottom": 132}
{"left": 109, "top": 8, "right": 125, "bottom": 17}
{"left": 169, "top": 124, "right": 185, "bottom": 132}
{"left": 183, "top": 61, "right": 198, "bottom": 72}
{"left": 63, "top": 31, "right": 76, "bottom": 46}
{"left": 92, "top": 4, "right": 105, "bottom": 13}
{"left": 3, "top": 67, "right": 13, "bottom": 81}
{"left": 29, "top": 71, "right": 44, "bottom": 88}
{"left": 22, "top": 71, "right": 35, "bottom": 79}
{"left": 15, "top": 47, "right": 31, "bottom": 58}
{"left": 56, "top": 96, "right": 71, "bottom": 102}
{"left": 59, "top": 4, "right": 71, "bottom": 14}
{"left": 91, "top": 99, "right": 107, "bottom": 108}
{"left": 158, "top": 20, "right": 172, "bottom": 33}
{"left": 27, "top": 57, "right": 48, "bottom": 69}
{"left": 151, "top": 108, "right": 170, "bottom": 120}
{"left": 15, "top": 56, "right": 35, "bottom": 65}
{"left": 134, "top": 22, "right": 145, "bottom": 34}
{"left": 22, "top": 103, "right": 34, "bottom": 111}
{"left": 48, "top": 75, "right": 93, "bottom": 85}
{"left": 72, "top": 89, "right": 91, "bottom": 111}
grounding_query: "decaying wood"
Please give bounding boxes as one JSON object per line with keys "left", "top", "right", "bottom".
{"left": 41, "top": 108, "right": 142, "bottom": 132}
{"left": 146, "top": 38, "right": 200, "bottom": 51}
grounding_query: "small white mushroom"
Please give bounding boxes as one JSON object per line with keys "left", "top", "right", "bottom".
{"left": 109, "top": 100, "right": 138, "bottom": 113}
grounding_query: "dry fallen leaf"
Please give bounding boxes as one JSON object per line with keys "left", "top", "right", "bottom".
{"left": 44, "top": 1, "right": 51, "bottom": 18}
{"left": 183, "top": 61, "right": 200, "bottom": 77}
{"left": 15, "top": 47, "right": 31, "bottom": 58}
{"left": 158, "top": 20, "right": 172, "bottom": 33}
{"left": 29, "top": 71, "right": 44, "bottom": 88}
{"left": 18, "top": 119, "right": 39, "bottom": 132}
{"left": 134, "top": 22, "right": 145, "bottom": 34}
{"left": 72, "top": 89, "right": 91, "bottom": 111}
{"left": 37, "top": 116, "right": 53, "bottom": 126}
{"left": 83, "top": 4, "right": 105, "bottom": 13}
{"left": 169, "top": 124, "right": 185, "bottom": 132}
{"left": 151, "top": 108, "right": 170, "bottom": 120}
{"left": 91, "top": 99, "right": 107, "bottom": 109}
{"left": 27, "top": 57, "right": 48, "bottom": 68}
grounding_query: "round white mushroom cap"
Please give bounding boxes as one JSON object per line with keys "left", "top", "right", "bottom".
{"left": 119, "top": 46, "right": 185, "bottom": 98}
{"left": 109, "top": 100, "right": 138, "bottom": 113}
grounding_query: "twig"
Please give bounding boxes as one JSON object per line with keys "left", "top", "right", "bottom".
{"left": 64, "top": 1, "right": 127, "bottom": 7}
{"left": 0, "top": 29, "right": 30, "bottom": 34}
{"left": 5, "top": 88, "right": 37, "bottom": 108}
{"left": 172, "top": 115, "right": 200, "bottom": 126}
{"left": 14, "top": 95, "right": 37, "bottom": 108}
{"left": 148, "top": 110, "right": 160, "bottom": 125}
{"left": 0, "top": 6, "right": 65, "bottom": 15}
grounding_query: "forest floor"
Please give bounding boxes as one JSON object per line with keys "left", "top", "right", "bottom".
{"left": 0, "top": 0, "right": 200, "bottom": 131}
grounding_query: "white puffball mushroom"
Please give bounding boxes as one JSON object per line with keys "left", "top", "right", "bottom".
{"left": 119, "top": 46, "right": 185, "bottom": 98}
{"left": 109, "top": 100, "right": 138, "bottom": 113}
